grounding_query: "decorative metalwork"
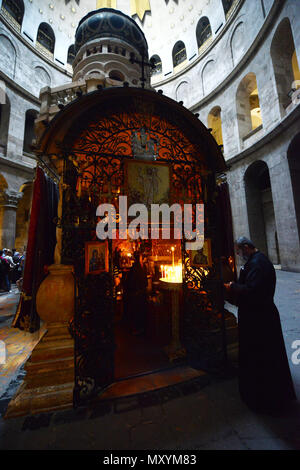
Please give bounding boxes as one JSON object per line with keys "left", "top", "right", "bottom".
{"left": 71, "top": 269, "right": 114, "bottom": 405}
{"left": 131, "top": 127, "right": 159, "bottom": 161}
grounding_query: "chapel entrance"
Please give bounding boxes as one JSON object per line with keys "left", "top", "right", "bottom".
{"left": 113, "top": 236, "right": 183, "bottom": 380}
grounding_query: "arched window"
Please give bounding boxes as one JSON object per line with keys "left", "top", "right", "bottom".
{"left": 208, "top": 107, "right": 223, "bottom": 148}
{"left": 1, "top": 0, "right": 24, "bottom": 29}
{"left": 236, "top": 73, "right": 262, "bottom": 141}
{"left": 196, "top": 17, "right": 212, "bottom": 50}
{"left": 67, "top": 45, "right": 75, "bottom": 65}
{"left": 23, "top": 109, "right": 37, "bottom": 154}
{"left": 150, "top": 55, "right": 162, "bottom": 76}
{"left": 172, "top": 41, "right": 187, "bottom": 68}
{"left": 222, "top": 0, "right": 235, "bottom": 17}
{"left": 271, "top": 18, "right": 300, "bottom": 115}
{"left": 108, "top": 70, "right": 125, "bottom": 82}
{"left": 36, "top": 23, "right": 55, "bottom": 55}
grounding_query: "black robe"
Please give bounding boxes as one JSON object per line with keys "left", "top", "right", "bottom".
{"left": 231, "top": 251, "right": 296, "bottom": 411}
{"left": 123, "top": 261, "right": 148, "bottom": 332}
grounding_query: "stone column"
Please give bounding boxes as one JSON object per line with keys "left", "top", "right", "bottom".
{"left": 0, "top": 189, "right": 22, "bottom": 249}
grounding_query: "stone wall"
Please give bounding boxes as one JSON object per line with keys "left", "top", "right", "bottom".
{"left": 0, "top": 5, "right": 72, "bottom": 251}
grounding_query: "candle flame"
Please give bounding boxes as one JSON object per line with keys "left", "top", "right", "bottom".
{"left": 160, "top": 263, "right": 182, "bottom": 283}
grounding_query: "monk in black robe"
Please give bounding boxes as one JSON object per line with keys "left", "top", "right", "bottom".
{"left": 123, "top": 252, "right": 148, "bottom": 335}
{"left": 225, "top": 237, "right": 296, "bottom": 412}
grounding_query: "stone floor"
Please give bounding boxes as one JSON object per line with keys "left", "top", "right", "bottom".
{"left": 0, "top": 289, "right": 46, "bottom": 398}
{"left": 0, "top": 270, "right": 299, "bottom": 450}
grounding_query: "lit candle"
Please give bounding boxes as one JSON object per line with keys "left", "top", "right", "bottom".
{"left": 171, "top": 246, "right": 175, "bottom": 267}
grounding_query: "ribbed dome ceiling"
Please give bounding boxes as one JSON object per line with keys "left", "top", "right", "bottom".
{"left": 75, "top": 8, "right": 148, "bottom": 55}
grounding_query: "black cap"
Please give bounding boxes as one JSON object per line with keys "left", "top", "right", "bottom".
{"left": 236, "top": 236, "right": 255, "bottom": 248}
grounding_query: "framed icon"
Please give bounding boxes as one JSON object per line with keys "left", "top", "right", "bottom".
{"left": 189, "top": 239, "right": 212, "bottom": 268}
{"left": 85, "top": 241, "right": 109, "bottom": 275}
{"left": 125, "top": 159, "right": 171, "bottom": 210}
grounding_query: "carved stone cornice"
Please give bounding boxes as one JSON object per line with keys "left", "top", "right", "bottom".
{"left": 0, "top": 189, "right": 23, "bottom": 208}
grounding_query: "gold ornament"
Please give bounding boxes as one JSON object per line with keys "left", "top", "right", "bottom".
{"left": 130, "top": 0, "right": 151, "bottom": 21}
{"left": 96, "top": 0, "right": 117, "bottom": 8}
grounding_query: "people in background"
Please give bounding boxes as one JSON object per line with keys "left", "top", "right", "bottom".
{"left": 0, "top": 249, "right": 13, "bottom": 292}
{"left": 16, "top": 251, "right": 26, "bottom": 293}
{"left": 0, "top": 248, "right": 26, "bottom": 293}
{"left": 12, "top": 249, "right": 22, "bottom": 283}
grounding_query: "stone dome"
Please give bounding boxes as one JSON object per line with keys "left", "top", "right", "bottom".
{"left": 75, "top": 8, "right": 148, "bottom": 56}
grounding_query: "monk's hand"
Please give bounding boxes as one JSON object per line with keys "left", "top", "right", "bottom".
{"left": 224, "top": 282, "right": 233, "bottom": 292}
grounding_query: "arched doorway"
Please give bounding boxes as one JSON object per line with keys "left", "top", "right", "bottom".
{"left": 287, "top": 133, "right": 300, "bottom": 245}
{"left": 245, "top": 161, "right": 279, "bottom": 264}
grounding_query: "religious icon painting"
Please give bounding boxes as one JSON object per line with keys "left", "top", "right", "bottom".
{"left": 125, "top": 160, "right": 171, "bottom": 210}
{"left": 85, "top": 241, "right": 109, "bottom": 275}
{"left": 189, "top": 239, "right": 212, "bottom": 268}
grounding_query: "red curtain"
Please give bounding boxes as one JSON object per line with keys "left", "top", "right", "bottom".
{"left": 12, "top": 167, "right": 58, "bottom": 332}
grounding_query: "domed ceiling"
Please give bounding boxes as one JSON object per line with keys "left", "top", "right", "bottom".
{"left": 29, "top": 0, "right": 231, "bottom": 53}
{"left": 75, "top": 8, "right": 148, "bottom": 55}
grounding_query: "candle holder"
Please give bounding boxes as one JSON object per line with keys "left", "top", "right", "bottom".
{"left": 159, "top": 275, "right": 186, "bottom": 362}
